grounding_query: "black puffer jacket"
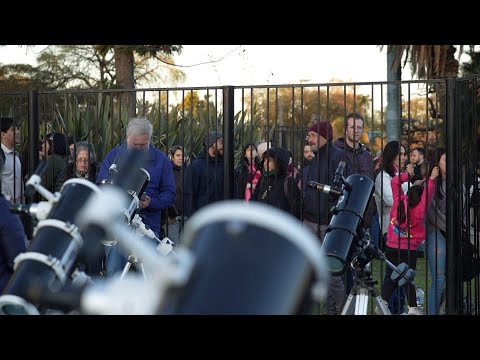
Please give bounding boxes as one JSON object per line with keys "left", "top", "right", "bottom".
{"left": 251, "top": 147, "right": 302, "bottom": 219}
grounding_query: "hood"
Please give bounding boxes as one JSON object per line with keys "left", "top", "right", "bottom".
{"left": 264, "top": 146, "right": 290, "bottom": 174}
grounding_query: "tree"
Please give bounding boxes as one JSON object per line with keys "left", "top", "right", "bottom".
{"left": 380, "top": 45, "right": 477, "bottom": 147}
{"left": 96, "top": 45, "right": 183, "bottom": 117}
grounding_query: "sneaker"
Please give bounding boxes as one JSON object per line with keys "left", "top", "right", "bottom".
{"left": 407, "top": 306, "right": 423, "bottom": 315}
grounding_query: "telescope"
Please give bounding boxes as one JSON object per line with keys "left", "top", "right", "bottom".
{"left": 18, "top": 198, "right": 329, "bottom": 315}
{"left": 0, "top": 176, "right": 101, "bottom": 315}
{"left": 306, "top": 160, "right": 374, "bottom": 275}
{"left": 98, "top": 149, "right": 150, "bottom": 246}
{"left": 161, "top": 201, "right": 329, "bottom": 315}
{"left": 22, "top": 187, "right": 193, "bottom": 315}
{"left": 0, "top": 151, "right": 151, "bottom": 315}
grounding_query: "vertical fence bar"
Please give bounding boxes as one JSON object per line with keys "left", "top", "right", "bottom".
{"left": 446, "top": 78, "right": 461, "bottom": 314}
{"left": 28, "top": 90, "right": 39, "bottom": 201}
{"left": 223, "top": 86, "right": 234, "bottom": 200}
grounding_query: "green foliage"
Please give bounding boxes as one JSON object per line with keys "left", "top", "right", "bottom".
{"left": 13, "top": 89, "right": 264, "bottom": 165}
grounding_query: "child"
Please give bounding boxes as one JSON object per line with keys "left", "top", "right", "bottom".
{"left": 251, "top": 147, "right": 302, "bottom": 219}
{"left": 380, "top": 163, "right": 439, "bottom": 315}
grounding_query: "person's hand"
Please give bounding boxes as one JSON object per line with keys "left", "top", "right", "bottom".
{"left": 430, "top": 166, "right": 439, "bottom": 181}
{"left": 167, "top": 216, "right": 177, "bottom": 225}
{"left": 406, "top": 163, "right": 414, "bottom": 177}
{"left": 139, "top": 195, "right": 151, "bottom": 209}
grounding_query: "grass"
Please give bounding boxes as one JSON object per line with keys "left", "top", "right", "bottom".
{"left": 312, "top": 252, "right": 430, "bottom": 315}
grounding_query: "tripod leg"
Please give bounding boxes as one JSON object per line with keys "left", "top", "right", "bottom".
{"left": 372, "top": 296, "right": 391, "bottom": 315}
{"left": 139, "top": 262, "right": 147, "bottom": 280}
{"left": 120, "top": 260, "right": 132, "bottom": 279}
{"left": 341, "top": 292, "right": 356, "bottom": 315}
{"left": 354, "top": 288, "right": 369, "bottom": 315}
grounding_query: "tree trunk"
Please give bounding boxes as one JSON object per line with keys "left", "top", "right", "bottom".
{"left": 114, "top": 45, "right": 136, "bottom": 118}
{"left": 386, "top": 45, "right": 402, "bottom": 142}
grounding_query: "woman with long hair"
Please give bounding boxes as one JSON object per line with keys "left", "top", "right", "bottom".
{"left": 425, "top": 148, "right": 447, "bottom": 315}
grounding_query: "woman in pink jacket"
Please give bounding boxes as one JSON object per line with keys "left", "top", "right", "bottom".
{"left": 380, "top": 163, "right": 439, "bottom": 315}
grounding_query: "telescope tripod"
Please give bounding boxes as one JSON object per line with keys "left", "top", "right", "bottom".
{"left": 341, "top": 265, "right": 391, "bottom": 315}
{"left": 120, "top": 255, "right": 147, "bottom": 280}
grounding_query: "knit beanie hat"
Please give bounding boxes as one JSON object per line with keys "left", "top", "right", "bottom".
{"left": 308, "top": 121, "right": 333, "bottom": 142}
{"left": 204, "top": 131, "right": 223, "bottom": 149}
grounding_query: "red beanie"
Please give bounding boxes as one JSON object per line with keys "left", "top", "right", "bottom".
{"left": 308, "top": 121, "right": 333, "bottom": 142}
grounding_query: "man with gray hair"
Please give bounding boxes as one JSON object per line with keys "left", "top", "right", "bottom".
{"left": 97, "top": 118, "right": 176, "bottom": 277}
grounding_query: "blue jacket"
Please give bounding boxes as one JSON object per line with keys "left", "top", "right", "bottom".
{"left": 97, "top": 144, "right": 176, "bottom": 234}
{"left": 183, "top": 149, "right": 224, "bottom": 216}
{"left": 0, "top": 196, "right": 27, "bottom": 293}
{"left": 303, "top": 143, "right": 343, "bottom": 225}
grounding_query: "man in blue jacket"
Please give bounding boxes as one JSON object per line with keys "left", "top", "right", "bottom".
{"left": 0, "top": 148, "right": 27, "bottom": 292}
{"left": 97, "top": 118, "right": 176, "bottom": 277}
{"left": 184, "top": 131, "right": 224, "bottom": 217}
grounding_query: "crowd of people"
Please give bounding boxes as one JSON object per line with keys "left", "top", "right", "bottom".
{"left": 0, "top": 114, "right": 478, "bottom": 315}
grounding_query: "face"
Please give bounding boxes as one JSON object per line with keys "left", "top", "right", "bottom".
{"left": 307, "top": 132, "right": 326, "bottom": 151}
{"left": 41, "top": 140, "right": 50, "bottom": 157}
{"left": 69, "top": 143, "right": 75, "bottom": 156}
{"left": 346, "top": 117, "right": 364, "bottom": 144}
{"left": 127, "top": 133, "right": 150, "bottom": 151}
{"left": 172, "top": 148, "right": 183, "bottom": 167}
{"left": 304, "top": 144, "right": 314, "bottom": 161}
{"left": 211, "top": 138, "right": 224, "bottom": 157}
{"left": 75, "top": 149, "right": 90, "bottom": 173}
{"left": 439, "top": 154, "right": 446, "bottom": 175}
{"left": 1, "top": 126, "right": 20, "bottom": 148}
{"left": 263, "top": 155, "right": 277, "bottom": 171}
{"left": 245, "top": 146, "right": 257, "bottom": 162}
{"left": 411, "top": 149, "right": 423, "bottom": 164}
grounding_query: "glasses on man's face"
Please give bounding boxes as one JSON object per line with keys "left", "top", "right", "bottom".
{"left": 306, "top": 133, "right": 318, "bottom": 140}
{"left": 76, "top": 158, "right": 89, "bottom": 164}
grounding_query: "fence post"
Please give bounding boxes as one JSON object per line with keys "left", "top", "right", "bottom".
{"left": 386, "top": 46, "right": 401, "bottom": 142}
{"left": 28, "top": 90, "right": 39, "bottom": 202}
{"left": 223, "top": 86, "right": 235, "bottom": 200}
{"left": 445, "top": 78, "right": 461, "bottom": 315}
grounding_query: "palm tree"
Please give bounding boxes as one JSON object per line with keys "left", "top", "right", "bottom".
{"left": 381, "top": 45, "right": 477, "bottom": 146}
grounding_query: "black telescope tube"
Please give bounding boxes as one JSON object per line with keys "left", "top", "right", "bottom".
{"left": 320, "top": 174, "right": 374, "bottom": 275}
{"left": 0, "top": 180, "right": 98, "bottom": 315}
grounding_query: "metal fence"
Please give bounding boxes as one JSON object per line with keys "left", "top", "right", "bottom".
{"left": 0, "top": 76, "right": 478, "bottom": 314}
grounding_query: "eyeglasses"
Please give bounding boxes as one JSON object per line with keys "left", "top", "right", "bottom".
{"left": 76, "top": 158, "right": 89, "bottom": 164}
{"left": 306, "top": 133, "right": 318, "bottom": 140}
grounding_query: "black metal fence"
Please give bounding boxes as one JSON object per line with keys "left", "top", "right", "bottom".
{"left": 0, "top": 76, "right": 478, "bottom": 314}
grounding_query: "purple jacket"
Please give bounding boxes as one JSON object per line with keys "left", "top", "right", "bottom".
{"left": 334, "top": 138, "right": 374, "bottom": 228}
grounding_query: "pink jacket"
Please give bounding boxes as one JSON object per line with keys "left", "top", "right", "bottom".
{"left": 386, "top": 172, "right": 435, "bottom": 250}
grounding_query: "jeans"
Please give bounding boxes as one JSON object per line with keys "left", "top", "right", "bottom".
{"left": 164, "top": 217, "right": 188, "bottom": 247}
{"left": 105, "top": 231, "right": 160, "bottom": 277}
{"left": 427, "top": 229, "right": 446, "bottom": 315}
{"left": 303, "top": 220, "right": 346, "bottom": 315}
{"left": 381, "top": 234, "right": 406, "bottom": 314}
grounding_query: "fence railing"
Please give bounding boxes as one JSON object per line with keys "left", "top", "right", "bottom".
{"left": 0, "top": 76, "right": 478, "bottom": 314}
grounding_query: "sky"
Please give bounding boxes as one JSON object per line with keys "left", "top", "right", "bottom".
{"left": 0, "top": 45, "right": 473, "bottom": 88}
{"left": 0, "top": 45, "right": 393, "bottom": 87}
